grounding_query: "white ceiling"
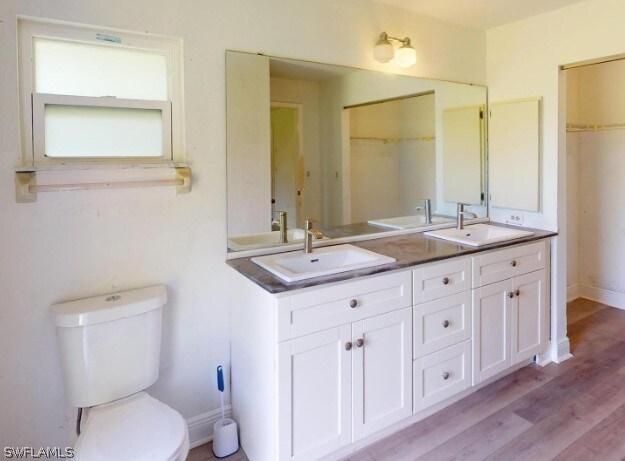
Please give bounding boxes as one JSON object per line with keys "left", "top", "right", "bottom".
{"left": 372, "top": 0, "right": 589, "bottom": 30}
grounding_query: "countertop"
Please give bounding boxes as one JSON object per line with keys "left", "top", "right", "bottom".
{"left": 226, "top": 223, "right": 557, "bottom": 294}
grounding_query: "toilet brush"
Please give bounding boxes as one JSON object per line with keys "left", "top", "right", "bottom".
{"left": 212, "top": 366, "right": 239, "bottom": 458}
{"left": 218, "top": 365, "right": 225, "bottom": 421}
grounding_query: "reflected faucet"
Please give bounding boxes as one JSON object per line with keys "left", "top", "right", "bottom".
{"left": 416, "top": 199, "right": 432, "bottom": 224}
{"left": 272, "top": 211, "right": 288, "bottom": 244}
{"left": 304, "top": 218, "right": 324, "bottom": 253}
{"left": 457, "top": 203, "right": 478, "bottom": 230}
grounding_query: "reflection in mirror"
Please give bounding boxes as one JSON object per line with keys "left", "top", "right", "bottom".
{"left": 226, "top": 51, "right": 487, "bottom": 252}
{"left": 347, "top": 93, "right": 439, "bottom": 227}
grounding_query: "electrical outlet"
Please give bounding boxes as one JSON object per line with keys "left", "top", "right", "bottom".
{"left": 505, "top": 213, "right": 524, "bottom": 225}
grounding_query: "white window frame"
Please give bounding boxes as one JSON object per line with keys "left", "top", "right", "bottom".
{"left": 17, "top": 16, "right": 185, "bottom": 169}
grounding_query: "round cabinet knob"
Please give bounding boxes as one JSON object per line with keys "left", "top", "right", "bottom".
{"left": 511, "top": 260, "right": 517, "bottom": 267}
{"left": 442, "top": 371, "right": 450, "bottom": 380}
{"left": 349, "top": 299, "right": 358, "bottom": 308}
{"left": 508, "top": 292, "right": 514, "bottom": 299}
{"left": 345, "top": 342, "right": 353, "bottom": 351}
{"left": 442, "top": 277, "right": 450, "bottom": 285}
{"left": 442, "top": 320, "right": 450, "bottom": 328}
{"left": 515, "top": 289, "right": 520, "bottom": 297}
{"left": 356, "top": 338, "right": 365, "bottom": 348}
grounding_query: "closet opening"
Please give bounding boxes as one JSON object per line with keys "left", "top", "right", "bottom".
{"left": 565, "top": 57, "right": 625, "bottom": 316}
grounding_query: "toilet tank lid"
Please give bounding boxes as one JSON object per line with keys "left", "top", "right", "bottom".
{"left": 51, "top": 285, "right": 167, "bottom": 328}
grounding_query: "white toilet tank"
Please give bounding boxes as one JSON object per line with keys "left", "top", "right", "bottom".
{"left": 51, "top": 285, "right": 167, "bottom": 408}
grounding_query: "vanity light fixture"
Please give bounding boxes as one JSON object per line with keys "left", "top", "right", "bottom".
{"left": 373, "top": 32, "right": 417, "bottom": 68}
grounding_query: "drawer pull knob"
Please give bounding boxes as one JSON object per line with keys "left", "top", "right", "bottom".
{"left": 356, "top": 338, "right": 365, "bottom": 348}
{"left": 511, "top": 260, "right": 517, "bottom": 267}
{"left": 442, "top": 320, "right": 450, "bottom": 328}
{"left": 345, "top": 342, "right": 353, "bottom": 351}
{"left": 442, "top": 371, "right": 450, "bottom": 380}
{"left": 442, "top": 277, "right": 450, "bottom": 285}
{"left": 349, "top": 299, "right": 358, "bottom": 308}
{"left": 515, "top": 289, "right": 520, "bottom": 297}
{"left": 508, "top": 292, "right": 514, "bottom": 299}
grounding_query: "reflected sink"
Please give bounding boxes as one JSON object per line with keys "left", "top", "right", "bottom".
{"left": 424, "top": 224, "right": 534, "bottom": 247}
{"left": 228, "top": 229, "right": 329, "bottom": 251}
{"left": 251, "top": 244, "right": 396, "bottom": 282}
{"left": 368, "top": 215, "right": 454, "bottom": 230}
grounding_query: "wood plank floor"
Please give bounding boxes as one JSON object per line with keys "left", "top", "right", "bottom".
{"left": 189, "top": 298, "right": 625, "bottom": 461}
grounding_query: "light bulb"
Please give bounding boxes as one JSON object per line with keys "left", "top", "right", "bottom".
{"left": 373, "top": 33, "right": 394, "bottom": 63}
{"left": 396, "top": 42, "right": 417, "bottom": 68}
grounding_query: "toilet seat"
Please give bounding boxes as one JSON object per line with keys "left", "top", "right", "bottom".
{"left": 74, "top": 391, "right": 189, "bottom": 461}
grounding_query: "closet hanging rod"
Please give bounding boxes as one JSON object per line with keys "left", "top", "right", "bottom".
{"left": 15, "top": 167, "right": 191, "bottom": 203}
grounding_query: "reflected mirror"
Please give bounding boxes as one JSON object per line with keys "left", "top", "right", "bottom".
{"left": 226, "top": 51, "right": 487, "bottom": 252}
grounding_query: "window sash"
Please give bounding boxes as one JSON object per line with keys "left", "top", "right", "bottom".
{"left": 32, "top": 93, "right": 172, "bottom": 165}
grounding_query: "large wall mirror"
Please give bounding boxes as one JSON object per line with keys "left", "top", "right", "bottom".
{"left": 226, "top": 51, "right": 487, "bottom": 252}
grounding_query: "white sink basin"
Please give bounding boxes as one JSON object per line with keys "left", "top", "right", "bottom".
{"left": 251, "top": 244, "right": 396, "bottom": 282}
{"left": 424, "top": 224, "right": 534, "bottom": 247}
{"left": 368, "top": 215, "right": 453, "bottom": 230}
{"left": 228, "top": 229, "right": 329, "bottom": 251}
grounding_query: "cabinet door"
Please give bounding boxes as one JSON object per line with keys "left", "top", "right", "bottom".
{"left": 278, "top": 325, "right": 352, "bottom": 461}
{"left": 472, "top": 279, "right": 512, "bottom": 385}
{"left": 511, "top": 269, "right": 546, "bottom": 365}
{"left": 352, "top": 308, "right": 412, "bottom": 440}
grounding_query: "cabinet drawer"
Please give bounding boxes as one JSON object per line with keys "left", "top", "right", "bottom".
{"left": 414, "top": 340, "right": 472, "bottom": 413}
{"left": 414, "top": 292, "right": 472, "bottom": 358}
{"left": 276, "top": 271, "right": 412, "bottom": 341}
{"left": 413, "top": 258, "right": 471, "bottom": 304}
{"left": 472, "top": 241, "right": 546, "bottom": 288}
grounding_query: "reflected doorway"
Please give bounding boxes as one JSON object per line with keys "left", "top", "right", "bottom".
{"left": 270, "top": 103, "right": 304, "bottom": 229}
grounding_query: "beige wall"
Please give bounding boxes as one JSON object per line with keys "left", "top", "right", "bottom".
{"left": 487, "top": 0, "right": 625, "bottom": 360}
{"left": 0, "top": 0, "right": 486, "bottom": 448}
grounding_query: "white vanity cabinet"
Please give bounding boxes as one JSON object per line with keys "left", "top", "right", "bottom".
{"left": 231, "top": 270, "right": 413, "bottom": 461}
{"left": 230, "top": 238, "right": 551, "bottom": 461}
{"left": 471, "top": 241, "right": 549, "bottom": 384}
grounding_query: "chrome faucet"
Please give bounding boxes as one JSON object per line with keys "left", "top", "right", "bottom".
{"left": 304, "top": 218, "right": 324, "bottom": 253}
{"left": 272, "top": 211, "right": 288, "bottom": 244}
{"left": 416, "top": 198, "right": 432, "bottom": 224}
{"left": 457, "top": 203, "right": 477, "bottom": 230}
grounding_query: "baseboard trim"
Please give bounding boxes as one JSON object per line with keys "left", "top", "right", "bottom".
{"left": 567, "top": 284, "right": 580, "bottom": 302}
{"left": 579, "top": 285, "right": 625, "bottom": 310}
{"left": 552, "top": 337, "right": 573, "bottom": 363}
{"left": 187, "top": 404, "right": 232, "bottom": 449}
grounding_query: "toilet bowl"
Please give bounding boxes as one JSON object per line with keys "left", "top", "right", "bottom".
{"left": 74, "top": 392, "right": 189, "bottom": 461}
{"left": 51, "top": 286, "right": 189, "bottom": 461}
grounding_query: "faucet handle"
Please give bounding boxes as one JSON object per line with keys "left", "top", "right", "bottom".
{"left": 305, "top": 218, "right": 317, "bottom": 230}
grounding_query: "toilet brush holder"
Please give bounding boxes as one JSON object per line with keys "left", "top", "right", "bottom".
{"left": 212, "top": 418, "right": 238, "bottom": 458}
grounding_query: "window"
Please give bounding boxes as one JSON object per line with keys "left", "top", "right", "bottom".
{"left": 17, "top": 17, "right": 185, "bottom": 168}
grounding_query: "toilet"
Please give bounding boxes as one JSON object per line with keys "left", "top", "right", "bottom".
{"left": 51, "top": 285, "right": 189, "bottom": 461}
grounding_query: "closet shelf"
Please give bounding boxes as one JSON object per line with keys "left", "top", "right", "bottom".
{"left": 350, "top": 136, "right": 435, "bottom": 143}
{"left": 567, "top": 122, "right": 625, "bottom": 133}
